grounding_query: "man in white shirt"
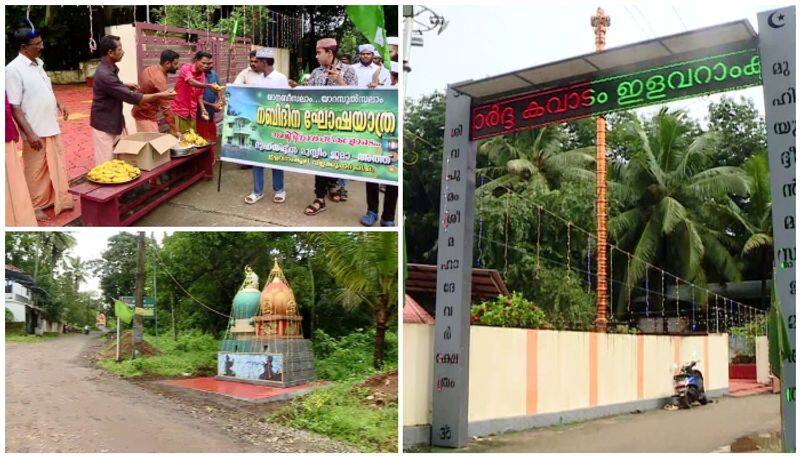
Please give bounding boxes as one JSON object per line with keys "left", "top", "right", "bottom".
{"left": 244, "top": 48, "right": 290, "bottom": 205}
{"left": 351, "top": 44, "right": 383, "bottom": 88}
{"left": 6, "top": 27, "right": 74, "bottom": 221}
{"left": 233, "top": 51, "right": 263, "bottom": 85}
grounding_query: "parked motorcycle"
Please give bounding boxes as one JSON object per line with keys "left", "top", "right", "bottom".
{"left": 672, "top": 360, "right": 709, "bottom": 409}
{"left": 83, "top": 325, "right": 90, "bottom": 335}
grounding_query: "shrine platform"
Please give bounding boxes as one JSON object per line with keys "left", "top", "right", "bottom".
{"left": 157, "top": 376, "right": 327, "bottom": 403}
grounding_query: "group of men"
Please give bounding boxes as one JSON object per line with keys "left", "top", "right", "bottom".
{"left": 233, "top": 37, "right": 399, "bottom": 226}
{"left": 92, "top": 35, "right": 224, "bottom": 165}
{"left": 5, "top": 25, "right": 399, "bottom": 227}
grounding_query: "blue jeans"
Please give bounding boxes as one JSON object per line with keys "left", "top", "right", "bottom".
{"left": 253, "top": 168, "right": 284, "bottom": 195}
{"left": 337, "top": 178, "right": 347, "bottom": 189}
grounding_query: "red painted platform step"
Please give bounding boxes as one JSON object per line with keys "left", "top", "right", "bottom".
{"left": 159, "top": 376, "right": 325, "bottom": 402}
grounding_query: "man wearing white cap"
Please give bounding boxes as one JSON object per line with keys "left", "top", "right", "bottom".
{"left": 387, "top": 36, "right": 399, "bottom": 61}
{"left": 244, "top": 47, "right": 290, "bottom": 205}
{"left": 351, "top": 44, "right": 382, "bottom": 88}
{"left": 390, "top": 61, "right": 399, "bottom": 86}
{"left": 371, "top": 50, "right": 391, "bottom": 87}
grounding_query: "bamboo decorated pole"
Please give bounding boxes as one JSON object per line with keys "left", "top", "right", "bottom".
{"left": 592, "top": 7, "right": 611, "bottom": 332}
{"left": 115, "top": 316, "right": 121, "bottom": 361}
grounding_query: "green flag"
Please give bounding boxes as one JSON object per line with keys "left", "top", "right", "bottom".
{"left": 767, "top": 278, "right": 792, "bottom": 380}
{"left": 346, "top": 5, "right": 390, "bottom": 69}
{"left": 114, "top": 299, "right": 134, "bottom": 325}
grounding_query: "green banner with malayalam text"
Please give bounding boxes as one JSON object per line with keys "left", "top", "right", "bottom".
{"left": 220, "top": 86, "right": 399, "bottom": 185}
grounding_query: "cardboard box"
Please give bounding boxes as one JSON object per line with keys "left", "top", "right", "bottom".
{"left": 113, "top": 132, "right": 178, "bottom": 171}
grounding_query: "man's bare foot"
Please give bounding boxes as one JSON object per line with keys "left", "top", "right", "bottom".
{"left": 34, "top": 209, "right": 50, "bottom": 222}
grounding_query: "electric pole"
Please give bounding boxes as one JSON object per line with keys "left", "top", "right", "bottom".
{"left": 133, "top": 231, "right": 146, "bottom": 357}
{"left": 592, "top": 7, "right": 611, "bottom": 332}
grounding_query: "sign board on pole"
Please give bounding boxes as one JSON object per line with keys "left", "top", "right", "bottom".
{"left": 758, "top": 6, "right": 796, "bottom": 452}
{"left": 121, "top": 296, "right": 155, "bottom": 319}
{"left": 431, "top": 87, "right": 476, "bottom": 448}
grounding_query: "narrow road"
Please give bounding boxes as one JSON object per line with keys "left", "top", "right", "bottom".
{"left": 461, "top": 394, "right": 780, "bottom": 452}
{"left": 6, "top": 333, "right": 349, "bottom": 452}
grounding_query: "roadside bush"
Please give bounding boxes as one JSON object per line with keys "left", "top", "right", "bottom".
{"left": 312, "top": 329, "right": 398, "bottom": 381}
{"left": 6, "top": 308, "right": 14, "bottom": 323}
{"left": 271, "top": 377, "right": 397, "bottom": 452}
{"left": 471, "top": 292, "right": 548, "bottom": 329}
{"left": 98, "top": 330, "right": 218, "bottom": 378}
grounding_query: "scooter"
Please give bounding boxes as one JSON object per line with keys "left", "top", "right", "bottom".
{"left": 83, "top": 325, "right": 90, "bottom": 335}
{"left": 672, "top": 360, "right": 709, "bottom": 409}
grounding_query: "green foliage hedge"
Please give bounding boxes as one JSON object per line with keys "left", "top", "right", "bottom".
{"left": 312, "top": 328, "right": 398, "bottom": 381}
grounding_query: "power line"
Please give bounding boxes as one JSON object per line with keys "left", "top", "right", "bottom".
{"left": 149, "top": 244, "right": 232, "bottom": 319}
{"left": 671, "top": 5, "right": 688, "bottom": 31}
{"left": 623, "top": 5, "right": 651, "bottom": 38}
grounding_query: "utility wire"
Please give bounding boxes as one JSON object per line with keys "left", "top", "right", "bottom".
{"left": 149, "top": 244, "right": 232, "bottom": 319}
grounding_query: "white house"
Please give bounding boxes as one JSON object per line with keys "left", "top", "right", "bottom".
{"left": 5, "top": 277, "right": 31, "bottom": 322}
{"left": 5, "top": 265, "right": 62, "bottom": 334}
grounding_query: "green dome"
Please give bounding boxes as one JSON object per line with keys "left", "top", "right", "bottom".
{"left": 232, "top": 289, "right": 261, "bottom": 319}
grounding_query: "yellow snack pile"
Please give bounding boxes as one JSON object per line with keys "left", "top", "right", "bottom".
{"left": 87, "top": 159, "right": 141, "bottom": 184}
{"left": 181, "top": 129, "right": 208, "bottom": 147}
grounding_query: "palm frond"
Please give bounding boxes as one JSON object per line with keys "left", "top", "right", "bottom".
{"left": 742, "top": 233, "right": 773, "bottom": 256}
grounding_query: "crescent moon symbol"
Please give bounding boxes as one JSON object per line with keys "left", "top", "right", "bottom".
{"left": 768, "top": 11, "right": 786, "bottom": 29}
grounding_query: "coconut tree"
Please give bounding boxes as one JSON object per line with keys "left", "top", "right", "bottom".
{"left": 477, "top": 126, "right": 595, "bottom": 194}
{"left": 711, "top": 152, "right": 772, "bottom": 307}
{"left": 313, "top": 232, "right": 398, "bottom": 369}
{"left": 609, "top": 109, "right": 750, "bottom": 311}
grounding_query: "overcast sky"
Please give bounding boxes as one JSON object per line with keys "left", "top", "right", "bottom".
{"left": 66, "top": 230, "right": 168, "bottom": 294}
{"left": 405, "top": 1, "right": 785, "bottom": 124}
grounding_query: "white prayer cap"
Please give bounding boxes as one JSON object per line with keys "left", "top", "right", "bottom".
{"left": 256, "top": 48, "right": 275, "bottom": 59}
{"left": 387, "top": 36, "right": 399, "bottom": 46}
{"left": 373, "top": 50, "right": 381, "bottom": 58}
{"left": 391, "top": 61, "right": 399, "bottom": 73}
{"left": 358, "top": 44, "right": 375, "bottom": 53}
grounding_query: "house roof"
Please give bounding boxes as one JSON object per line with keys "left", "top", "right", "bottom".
{"left": 405, "top": 263, "right": 510, "bottom": 299}
{"left": 5, "top": 265, "right": 47, "bottom": 295}
{"left": 403, "top": 294, "right": 435, "bottom": 324}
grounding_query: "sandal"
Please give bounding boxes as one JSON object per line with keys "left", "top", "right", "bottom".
{"left": 328, "top": 187, "right": 348, "bottom": 202}
{"left": 304, "top": 198, "right": 327, "bottom": 216}
{"left": 244, "top": 193, "right": 263, "bottom": 204}
{"left": 273, "top": 191, "right": 286, "bottom": 204}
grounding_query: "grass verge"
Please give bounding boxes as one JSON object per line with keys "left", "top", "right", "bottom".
{"left": 5, "top": 332, "right": 60, "bottom": 344}
{"left": 271, "top": 373, "right": 398, "bottom": 452}
{"left": 97, "top": 330, "right": 217, "bottom": 378}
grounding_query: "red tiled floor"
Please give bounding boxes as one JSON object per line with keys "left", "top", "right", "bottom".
{"left": 37, "top": 198, "right": 81, "bottom": 227}
{"left": 159, "top": 376, "right": 323, "bottom": 401}
{"left": 53, "top": 83, "right": 95, "bottom": 181}
{"left": 729, "top": 378, "right": 773, "bottom": 397}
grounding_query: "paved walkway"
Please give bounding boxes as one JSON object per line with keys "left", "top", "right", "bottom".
{"left": 53, "top": 84, "right": 94, "bottom": 181}
{"left": 458, "top": 394, "right": 780, "bottom": 453}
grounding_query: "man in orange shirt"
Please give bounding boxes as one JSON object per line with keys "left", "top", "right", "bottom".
{"left": 131, "top": 49, "right": 180, "bottom": 134}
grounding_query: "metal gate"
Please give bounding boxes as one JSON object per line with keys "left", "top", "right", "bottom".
{"left": 134, "top": 21, "right": 252, "bottom": 85}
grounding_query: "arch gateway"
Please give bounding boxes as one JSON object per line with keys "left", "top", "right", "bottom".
{"left": 430, "top": 7, "right": 795, "bottom": 449}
